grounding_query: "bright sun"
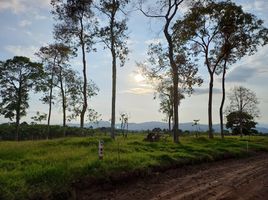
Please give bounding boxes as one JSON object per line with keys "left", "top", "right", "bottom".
{"left": 134, "top": 74, "right": 145, "bottom": 83}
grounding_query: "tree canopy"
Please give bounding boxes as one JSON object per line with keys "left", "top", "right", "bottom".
{"left": 52, "top": 0, "right": 98, "bottom": 128}
{"left": 226, "top": 86, "right": 260, "bottom": 118}
{"left": 226, "top": 86, "right": 259, "bottom": 136}
{"left": 226, "top": 111, "right": 257, "bottom": 135}
{"left": 0, "top": 56, "right": 44, "bottom": 140}
{"left": 172, "top": 0, "right": 268, "bottom": 138}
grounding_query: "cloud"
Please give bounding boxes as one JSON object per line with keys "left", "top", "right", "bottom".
{"left": 145, "top": 38, "right": 164, "bottom": 45}
{"left": 6, "top": 27, "right": 17, "bottom": 31}
{"left": 32, "top": 11, "right": 48, "bottom": 20}
{"left": 121, "top": 87, "right": 154, "bottom": 95}
{"left": 263, "top": 99, "right": 268, "bottom": 104}
{"left": 178, "top": 1, "right": 194, "bottom": 14}
{"left": 226, "top": 66, "right": 257, "bottom": 83}
{"left": 240, "top": 0, "right": 268, "bottom": 13}
{"left": 254, "top": 0, "right": 268, "bottom": 11}
{"left": 19, "top": 20, "right": 32, "bottom": 27}
{"left": 0, "top": 0, "right": 25, "bottom": 13}
{"left": 5, "top": 45, "right": 38, "bottom": 60}
{"left": 193, "top": 88, "right": 222, "bottom": 95}
{"left": 226, "top": 46, "right": 268, "bottom": 83}
{"left": 0, "top": 0, "right": 50, "bottom": 14}
{"left": 24, "top": 31, "right": 33, "bottom": 36}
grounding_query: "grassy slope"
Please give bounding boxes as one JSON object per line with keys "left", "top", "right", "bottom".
{"left": 0, "top": 134, "right": 268, "bottom": 199}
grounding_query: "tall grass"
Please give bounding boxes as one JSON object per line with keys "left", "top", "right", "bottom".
{"left": 0, "top": 134, "right": 268, "bottom": 199}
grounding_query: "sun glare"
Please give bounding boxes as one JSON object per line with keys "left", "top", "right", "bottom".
{"left": 134, "top": 74, "right": 145, "bottom": 83}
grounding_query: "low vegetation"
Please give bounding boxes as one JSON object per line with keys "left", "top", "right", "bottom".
{"left": 1, "top": 134, "right": 268, "bottom": 200}
{"left": 0, "top": 124, "right": 95, "bottom": 140}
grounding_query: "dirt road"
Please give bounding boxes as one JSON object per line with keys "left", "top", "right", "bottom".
{"left": 75, "top": 153, "right": 268, "bottom": 200}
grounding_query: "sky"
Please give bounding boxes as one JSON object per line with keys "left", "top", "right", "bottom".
{"left": 0, "top": 0, "right": 268, "bottom": 127}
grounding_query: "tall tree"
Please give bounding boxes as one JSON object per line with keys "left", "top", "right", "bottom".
{"left": 155, "top": 79, "right": 184, "bottom": 131}
{"left": 226, "top": 86, "right": 259, "bottom": 137}
{"left": 213, "top": 1, "right": 268, "bottom": 138}
{"left": 36, "top": 43, "right": 73, "bottom": 137}
{"left": 58, "top": 67, "right": 77, "bottom": 135}
{"left": 96, "top": 0, "right": 129, "bottom": 139}
{"left": 139, "top": 0, "right": 186, "bottom": 143}
{"left": 173, "top": 1, "right": 228, "bottom": 138}
{"left": 51, "top": 0, "right": 97, "bottom": 128}
{"left": 139, "top": 41, "right": 202, "bottom": 141}
{"left": 0, "top": 56, "right": 43, "bottom": 141}
{"left": 119, "top": 112, "right": 129, "bottom": 138}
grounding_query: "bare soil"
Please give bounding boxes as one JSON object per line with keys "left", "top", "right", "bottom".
{"left": 74, "top": 153, "right": 268, "bottom": 200}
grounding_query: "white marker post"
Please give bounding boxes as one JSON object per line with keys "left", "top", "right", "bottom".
{"left": 98, "top": 140, "right": 104, "bottom": 160}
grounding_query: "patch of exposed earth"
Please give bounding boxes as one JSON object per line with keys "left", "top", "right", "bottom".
{"left": 74, "top": 153, "right": 268, "bottom": 200}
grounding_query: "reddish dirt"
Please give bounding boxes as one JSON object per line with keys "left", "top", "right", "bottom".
{"left": 74, "top": 153, "right": 268, "bottom": 200}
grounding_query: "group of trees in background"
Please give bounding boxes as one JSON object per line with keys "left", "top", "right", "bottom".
{"left": 139, "top": 0, "right": 267, "bottom": 142}
{"left": 0, "top": 0, "right": 129, "bottom": 141}
{"left": 176, "top": 1, "right": 267, "bottom": 139}
{"left": 0, "top": 0, "right": 267, "bottom": 141}
{"left": 51, "top": 0, "right": 130, "bottom": 139}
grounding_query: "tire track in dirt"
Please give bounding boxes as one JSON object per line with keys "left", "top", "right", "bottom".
{"left": 157, "top": 159, "right": 267, "bottom": 200}
{"left": 75, "top": 153, "right": 268, "bottom": 200}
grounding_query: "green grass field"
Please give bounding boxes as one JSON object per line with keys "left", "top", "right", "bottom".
{"left": 1, "top": 134, "right": 268, "bottom": 200}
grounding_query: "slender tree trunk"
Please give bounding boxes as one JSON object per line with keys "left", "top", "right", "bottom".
{"left": 110, "top": 9, "right": 116, "bottom": 140}
{"left": 204, "top": 42, "right": 225, "bottom": 139}
{"left": 16, "top": 86, "right": 22, "bottom": 141}
{"left": 172, "top": 69, "right": 179, "bottom": 143}
{"left": 80, "top": 20, "right": 88, "bottom": 129}
{"left": 219, "top": 60, "right": 227, "bottom": 139}
{"left": 164, "top": 20, "right": 179, "bottom": 143}
{"left": 239, "top": 116, "right": 243, "bottom": 137}
{"left": 62, "top": 96, "right": 67, "bottom": 137}
{"left": 208, "top": 72, "right": 214, "bottom": 139}
{"left": 239, "top": 97, "right": 243, "bottom": 137}
{"left": 168, "top": 115, "right": 171, "bottom": 132}
{"left": 15, "top": 103, "right": 21, "bottom": 142}
{"left": 239, "top": 123, "right": 243, "bottom": 137}
{"left": 15, "top": 110, "right": 20, "bottom": 141}
{"left": 111, "top": 50, "right": 116, "bottom": 139}
{"left": 47, "top": 74, "right": 54, "bottom": 140}
{"left": 59, "top": 69, "right": 66, "bottom": 137}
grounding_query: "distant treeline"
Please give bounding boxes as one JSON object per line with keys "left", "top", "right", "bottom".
{"left": 0, "top": 123, "right": 266, "bottom": 141}
{"left": 0, "top": 123, "right": 141, "bottom": 141}
{"left": 0, "top": 123, "right": 89, "bottom": 140}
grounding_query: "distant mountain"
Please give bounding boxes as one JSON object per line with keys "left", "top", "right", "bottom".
{"left": 255, "top": 127, "right": 268, "bottom": 134}
{"left": 257, "top": 123, "right": 268, "bottom": 130}
{"left": 81, "top": 121, "right": 268, "bottom": 134}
